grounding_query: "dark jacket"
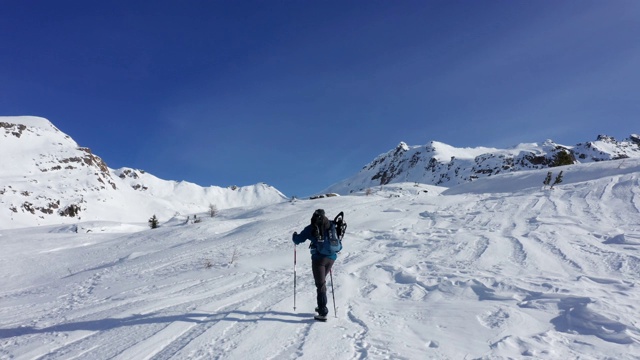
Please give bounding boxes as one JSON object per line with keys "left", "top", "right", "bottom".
{"left": 292, "top": 224, "right": 338, "bottom": 261}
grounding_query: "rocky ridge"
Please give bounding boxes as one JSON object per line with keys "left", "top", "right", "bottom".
{"left": 325, "top": 134, "right": 640, "bottom": 194}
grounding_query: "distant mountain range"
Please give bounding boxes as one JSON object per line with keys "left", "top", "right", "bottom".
{"left": 325, "top": 134, "right": 640, "bottom": 194}
{"left": 2, "top": 116, "right": 638, "bottom": 229}
{"left": 0, "top": 116, "right": 287, "bottom": 229}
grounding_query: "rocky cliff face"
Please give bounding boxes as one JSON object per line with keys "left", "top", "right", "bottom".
{"left": 1, "top": 117, "right": 117, "bottom": 222}
{"left": 0, "top": 116, "right": 287, "bottom": 229}
{"left": 325, "top": 134, "right": 640, "bottom": 194}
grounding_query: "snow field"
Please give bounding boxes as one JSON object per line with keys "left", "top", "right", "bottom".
{"left": 1, "top": 160, "right": 640, "bottom": 359}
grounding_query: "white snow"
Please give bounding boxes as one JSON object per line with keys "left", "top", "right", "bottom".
{"left": 324, "top": 135, "right": 640, "bottom": 195}
{"left": 0, "top": 116, "right": 288, "bottom": 229}
{"left": 428, "top": 141, "right": 500, "bottom": 162}
{"left": 1, "top": 158, "right": 639, "bottom": 359}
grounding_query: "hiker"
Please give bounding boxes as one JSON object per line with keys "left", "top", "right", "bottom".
{"left": 292, "top": 209, "right": 343, "bottom": 320}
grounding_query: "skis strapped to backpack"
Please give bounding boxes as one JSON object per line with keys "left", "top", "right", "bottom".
{"left": 311, "top": 210, "right": 347, "bottom": 256}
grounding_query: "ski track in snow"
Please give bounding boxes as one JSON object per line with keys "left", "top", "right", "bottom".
{"left": 2, "top": 164, "right": 640, "bottom": 359}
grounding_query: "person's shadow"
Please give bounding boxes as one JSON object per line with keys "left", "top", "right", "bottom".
{"left": 0, "top": 310, "right": 315, "bottom": 339}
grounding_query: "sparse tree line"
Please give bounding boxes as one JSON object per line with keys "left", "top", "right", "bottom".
{"left": 148, "top": 203, "right": 218, "bottom": 229}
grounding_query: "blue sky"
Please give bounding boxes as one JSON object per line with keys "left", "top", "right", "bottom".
{"left": 2, "top": 1, "right": 639, "bottom": 197}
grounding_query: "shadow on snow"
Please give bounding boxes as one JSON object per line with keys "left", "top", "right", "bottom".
{"left": 0, "top": 310, "right": 315, "bottom": 339}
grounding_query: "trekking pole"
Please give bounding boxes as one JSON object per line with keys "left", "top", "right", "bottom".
{"left": 330, "top": 269, "right": 337, "bottom": 317}
{"left": 293, "top": 244, "right": 297, "bottom": 311}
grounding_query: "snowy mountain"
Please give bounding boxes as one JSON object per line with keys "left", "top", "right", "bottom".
{"left": 325, "top": 135, "right": 640, "bottom": 194}
{"left": 1, "top": 158, "right": 639, "bottom": 359}
{"left": 0, "top": 116, "right": 287, "bottom": 229}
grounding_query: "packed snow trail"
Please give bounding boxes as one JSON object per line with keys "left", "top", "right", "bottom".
{"left": 1, "top": 160, "right": 640, "bottom": 359}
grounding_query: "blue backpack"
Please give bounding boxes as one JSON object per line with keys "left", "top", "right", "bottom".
{"left": 311, "top": 210, "right": 347, "bottom": 256}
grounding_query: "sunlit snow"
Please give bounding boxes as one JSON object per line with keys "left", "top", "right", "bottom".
{"left": 1, "top": 116, "right": 639, "bottom": 358}
{"left": 1, "top": 158, "right": 639, "bottom": 359}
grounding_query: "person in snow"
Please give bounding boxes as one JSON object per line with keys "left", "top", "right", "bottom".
{"left": 292, "top": 209, "right": 336, "bottom": 319}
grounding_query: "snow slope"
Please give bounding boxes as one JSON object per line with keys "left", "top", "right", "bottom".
{"left": 0, "top": 159, "right": 639, "bottom": 359}
{"left": 0, "top": 116, "right": 287, "bottom": 229}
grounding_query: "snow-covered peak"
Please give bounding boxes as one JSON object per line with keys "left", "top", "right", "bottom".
{"left": 325, "top": 134, "right": 640, "bottom": 194}
{"left": 0, "top": 117, "right": 287, "bottom": 229}
{"left": 1, "top": 115, "right": 58, "bottom": 129}
{"left": 1, "top": 116, "right": 87, "bottom": 179}
{"left": 396, "top": 141, "right": 410, "bottom": 151}
{"left": 573, "top": 134, "right": 640, "bottom": 162}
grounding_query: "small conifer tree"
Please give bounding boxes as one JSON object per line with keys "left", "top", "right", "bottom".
{"left": 148, "top": 215, "right": 159, "bottom": 229}
{"left": 551, "top": 171, "right": 564, "bottom": 189}
{"left": 209, "top": 204, "right": 218, "bottom": 218}
{"left": 543, "top": 171, "right": 552, "bottom": 188}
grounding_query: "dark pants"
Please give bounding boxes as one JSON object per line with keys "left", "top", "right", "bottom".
{"left": 312, "top": 257, "right": 334, "bottom": 316}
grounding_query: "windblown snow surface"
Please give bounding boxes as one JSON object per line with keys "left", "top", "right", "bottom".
{"left": 1, "top": 159, "right": 639, "bottom": 359}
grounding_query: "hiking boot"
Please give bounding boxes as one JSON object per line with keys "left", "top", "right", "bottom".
{"left": 316, "top": 306, "right": 328, "bottom": 317}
